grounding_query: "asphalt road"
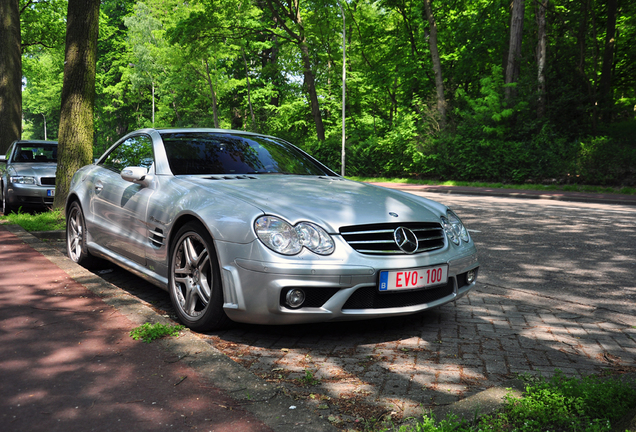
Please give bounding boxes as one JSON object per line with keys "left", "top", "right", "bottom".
{"left": 422, "top": 192, "right": 636, "bottom": 317}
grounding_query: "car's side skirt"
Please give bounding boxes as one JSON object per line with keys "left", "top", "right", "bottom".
{"left": 87, "top": 241, "right": 169, "bottom": 291}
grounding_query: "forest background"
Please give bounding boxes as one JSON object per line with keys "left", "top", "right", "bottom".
{"left": 10, "top": 0, "right": 636, "bottom": 186}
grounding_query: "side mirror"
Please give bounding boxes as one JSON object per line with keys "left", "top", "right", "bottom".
{"left": 121, "top": 166, "right": 148, "bottom": 183}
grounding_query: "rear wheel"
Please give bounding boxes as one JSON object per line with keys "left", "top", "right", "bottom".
{"left": 169, "top": 221, "right": 230, "bottom": 331}
{"left": 66, "top": 201, "right": 97, "bottom": 267}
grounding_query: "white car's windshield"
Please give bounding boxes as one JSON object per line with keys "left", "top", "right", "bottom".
{"left": 161, "top": 132, "right": 335, "bottom": 176}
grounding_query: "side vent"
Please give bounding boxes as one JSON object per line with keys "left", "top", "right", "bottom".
{"left": 149, "top": 227, "right": 165, "bottom": 248}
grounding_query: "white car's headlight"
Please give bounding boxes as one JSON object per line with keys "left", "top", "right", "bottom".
{"left": 255, "top": 216, "right": 335, "bottom": 256}
{"left": 441, "top": 210, "right": 470, "bottom": 245}
{"left": 10, "top": 176, "right": 36, "bottom": 185}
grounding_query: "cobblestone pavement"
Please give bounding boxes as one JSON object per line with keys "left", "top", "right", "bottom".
{"left": 46, "top": 232, "right": 636, "bottom": 430}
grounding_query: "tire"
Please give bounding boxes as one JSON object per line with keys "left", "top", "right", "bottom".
{"left": 2, "top": 183, "right": 14, "bottom": 215}
{"left": 66, "top": 201, "right": 98, "bottom": 268}
{"left": 169, "top": 221, "right": 230, "bottom": 331}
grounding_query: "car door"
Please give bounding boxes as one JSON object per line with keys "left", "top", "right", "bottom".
{"left": 90, "top": 135, "right": 155, "bottom": 265}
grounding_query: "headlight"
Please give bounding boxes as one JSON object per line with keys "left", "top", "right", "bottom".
{"left": 10, "top": 176, "right": 36, "bottom": 185}
{"left": 441, "top": 210, "right": 470, "bottom": 245}
{"left": 255, "top": 216, "right": 335, "bottom": 256}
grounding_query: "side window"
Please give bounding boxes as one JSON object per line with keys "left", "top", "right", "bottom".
{"left": 101, "top": 135, "right": 154, "bottom": 173}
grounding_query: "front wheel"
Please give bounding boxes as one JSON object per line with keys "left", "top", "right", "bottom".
{"left": 2, "top": 183, "right": 14, "bottom": 215}
{"left": 66, "top": 201, "right": 97, "bottom": 267}
{"left": 169, "top": 221, "right": 230, "bottom": 331}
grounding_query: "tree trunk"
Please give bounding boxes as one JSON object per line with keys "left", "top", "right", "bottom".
{"left": 505, "top": 0, "right": 525, "bottom": 103}
{"left": 240, "top": 47, "right": 257, "bottom": 131}
{"left": 576, "top": 0, "right": 596, "bottom": 132}
{"left": 300, "top": 41, "right": 326, "bottom": 141}
{"left": 0, "top": 0, "right": 22, "bottom": 154}
{"left": 598, "top": 0, "right": 618, "bottom": 123}
{"left": 536, "top": 0, "right": 548, "bottom": 118}
{"left": 204, "top": 59, "right": 220, "bottom": 128}
{"left": 423, "top": 0, "right": 446, "bottom": 129}
{"left": 53, "top": 0, "right": 100, "bottom": 210}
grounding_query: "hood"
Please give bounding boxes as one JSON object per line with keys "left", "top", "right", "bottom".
{"left": 9, "top": 162, "right": 57, "bottom": 179}
{"left": 185, "top": 176, "right": 447, "bottom": 232}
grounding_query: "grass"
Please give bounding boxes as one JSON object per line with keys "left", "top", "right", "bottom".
{"left": 350, "top": 177, "right": 636, "bottom": 195}
{"left": 129, "top": 322, "right": 185, "bottom": 343}
{"left": 297, "top": 369, "right": 321, "bottom": 386}
{"left": 0, "top": 208, "right": 66, "bottom": 231}
{"left": 390, "top": 371, "right": 636, "bottom": 432}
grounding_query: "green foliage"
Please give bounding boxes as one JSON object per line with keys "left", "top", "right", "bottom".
{"left": 575, "top": 130, "right": 636, "bottom": 186}
{"left": 0, "top": 209, "right": 65, "bottom": 232}
{"left": 22, "top": 49, "right": 65, "bottom": 140}
{"left": 129, "top": 322, "right": 185, "bottom": 343}
{"left": 396, "top": 371, "right": 636, "bottom": 432}
{"left": 17, "top": 0, "right": 636, "bottom": 187}
{"left": 20, "top": 0, "right": 66, "bottom": 53}
{"left": 297, "top": 369, "right": 320, "bottom": 386}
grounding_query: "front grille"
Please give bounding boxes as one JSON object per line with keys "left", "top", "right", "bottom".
{"left": 280, "top": 287, "right": 340, "bottom": 309}
{"left": 339, "top": 222, "right": 445, "bottom": 255}
{"left": 17, "top": 196, "right": 53, "bottom": 205}
{"left": 342, "top": 280, "right": 455, "bottom": 310}
{"left": 40, "top": 177, "right": 56, "bottom": 186}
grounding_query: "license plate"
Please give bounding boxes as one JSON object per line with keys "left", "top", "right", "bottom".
{"left": 47, "top": 189, "right": 55, "bottom": 197}
{"left": 379, "top": 265, "right": 448, "bottom": 292}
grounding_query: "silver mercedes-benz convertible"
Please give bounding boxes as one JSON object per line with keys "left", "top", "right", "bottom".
{"left": 66, "top": 129, "right": 479, "bottom": 331}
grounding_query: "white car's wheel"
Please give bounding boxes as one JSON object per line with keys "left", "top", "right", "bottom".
{"left": 169, "top": 221, "right": 230, "bottom": 331}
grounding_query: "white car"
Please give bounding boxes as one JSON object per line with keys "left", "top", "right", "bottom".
{"left": 1, "top": 140, "right": 58, "bottom": 214}
{"left": 66, "top": 129, "right": 479, "bottom": 331}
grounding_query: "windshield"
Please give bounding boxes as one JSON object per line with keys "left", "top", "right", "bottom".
{"left": 12, "top": 144, "right": 58, "bottom": 163}
{"left": 160, "top": 132, "right": 335, "bottom": 176}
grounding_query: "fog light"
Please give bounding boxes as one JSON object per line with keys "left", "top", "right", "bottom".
{"left": 466, "top": 269, "right": 477, "bottom": 284}
{"left": 285, "top": 289, "right": 305, "bottom": 308}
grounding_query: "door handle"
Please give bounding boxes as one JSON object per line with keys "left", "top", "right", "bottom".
{"left": 94, "top": 181, "right": 103, "bottom": 194}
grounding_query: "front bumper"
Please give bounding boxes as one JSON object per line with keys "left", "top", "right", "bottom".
{"left": 7, "top": 183, "right": 56, "bottom": 208}
{"left": 216, "top": 239, "right": 479, "bottom": 325}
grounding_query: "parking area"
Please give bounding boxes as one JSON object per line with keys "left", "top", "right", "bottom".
{"left": 89, "top": 267, "right": 635, "bottom": 425}
{"left": 35, "top": 190, "right": 636, "bottom": 430}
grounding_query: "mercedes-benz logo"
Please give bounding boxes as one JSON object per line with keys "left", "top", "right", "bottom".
{"left": 394, "top": 227, "right": 419, "bottom": 254}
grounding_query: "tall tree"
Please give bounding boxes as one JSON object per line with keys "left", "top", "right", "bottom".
{"left": 505, "top": 0, "right": 525, "bottom": 102}
{"left": 598, "top": 0, "right": 619, "bottom": 123}
{"left": 536, "top": 0, "right": 548, "bottom": 118}
{"left": 0, "top": 0, "right": 22, "bottom": 154}
{"left": 53, "top": 0, "right": 100, "bottom": 209}
{"left": 423, "top": 0, "right": 446, "bottom": 129}
{"left": 263, "top": 0, "right": 326, "bottom": 141}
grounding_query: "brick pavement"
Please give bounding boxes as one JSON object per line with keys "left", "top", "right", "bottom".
{"left": 208, "top": 284, "right": 636, "bottom": 424}
{"left": 21, "top": 231, "right": 636, "bottom": 429}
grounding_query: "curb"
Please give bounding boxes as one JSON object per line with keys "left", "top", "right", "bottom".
{"left": 30, "top": 229, "right": 65, "bottom": 240}
{"left": 429, "top": 379, "right": 526, "bottom": 424}
{"left": 5, "top": 224, "right": 338, "bottom": 432}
